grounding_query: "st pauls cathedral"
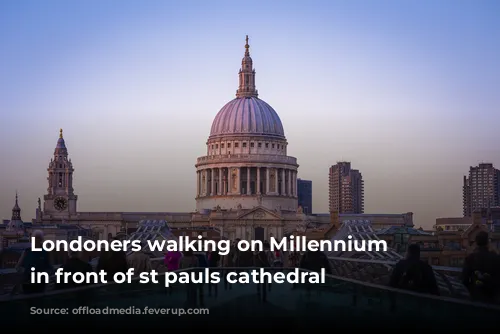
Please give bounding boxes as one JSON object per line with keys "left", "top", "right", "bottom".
{"left": 30, "top": 37, "right": 322, "bottom": 241}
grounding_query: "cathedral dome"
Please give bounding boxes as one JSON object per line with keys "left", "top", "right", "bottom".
{"left": 209, "top": 97, "right": 285, "bottom": 139}
{"left": 209, "top": 36, "right": 285, "bottom": 140}
{"left": 196, "top": 36, "right": 299, "bottom": 214}
{"left": 56, "top": 137, "right": 66, "bottom": 149}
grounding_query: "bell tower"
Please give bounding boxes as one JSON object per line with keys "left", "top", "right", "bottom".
{"left": 6, "top": 192, "right": 24, "bottom": 230}
{"left": 43, "top": 129, "right": 78, "bottom": 220}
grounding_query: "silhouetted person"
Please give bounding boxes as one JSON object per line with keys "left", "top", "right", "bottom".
{"left": 126, "top": 241, "right": 152, "bottom": 276}
{"left": 56, "top": 250, "right": 93, "bottom": 290}
{"left": 96, "top": 247, "right": 128, "bottom": 283}
{"left": 16, "top": 230, "right": 52, "bottom": 294}
{"left": 239, "top": 249, "right": 254, "bottom": 267}
{"left": 254, "top": 241, "right": 272, "bottom": 268}
{"left": 208, "top": 249, "right": 220, "bottom": 268}
{"left": 288, "top": 251, "right": 300, "bottom": 267}
{"left": 390, "top": 244, "right": 439, "bottom": 295}
{"left": 462, "top": 231, "right": 500, "bottom": 303}
{"left": 193, "top": 242, "right": 209, "bottom": 303}
{"left": 228, "top": 238, "right": 240, "bottom": 266}
{"left": 179, "top": 250, "right": 200, "bottom": 306}
{"left": 272, "top": 249, "right": 284, "bottom": 267}
{"left": 179, "top": 250, "right": 199, "bottom": 269}
{"left": 164, "top": 250, "right": 182, "bottom": 271}
{"left": 207, "top": 248, "right": 220, "bottom": 296}
{"left": 299, "top": 250, "right": 332, "bottom": 274}
{"left": 221, "top": 241, "right": 238, "bottom": 289}
{"left": 194, "top": 251, "right": 208, "bottom": 268}
{"left": 254, "top": 241, "right": 272, "bottom": 296}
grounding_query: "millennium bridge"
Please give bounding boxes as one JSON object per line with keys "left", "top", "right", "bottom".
{"left": 0, "top": 220, "right": 498, "bottom": 328}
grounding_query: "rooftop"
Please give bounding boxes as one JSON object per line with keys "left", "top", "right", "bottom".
{"left": 376, "top": 226, "right": 432, "bottom": 236}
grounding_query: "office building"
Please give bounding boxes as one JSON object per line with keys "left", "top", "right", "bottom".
{"left": 463, "top": 163, "right": 500, "bottom": 217}
{"left": 297, "top": 179, "right": 312, "bottom": 214}
{"left": 329, "top": 162, "right": 364, "bottom": 214}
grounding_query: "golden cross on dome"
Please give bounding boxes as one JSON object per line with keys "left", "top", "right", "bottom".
{"left": 59, "top": 128, "right": 63, "bottom": 138}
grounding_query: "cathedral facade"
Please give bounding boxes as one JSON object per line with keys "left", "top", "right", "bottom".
{"left": 37, "top": 37, "right": 309, "bottom": 241}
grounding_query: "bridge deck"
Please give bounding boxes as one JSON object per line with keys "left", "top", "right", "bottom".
{"left": 1, "top": 268, "right": 498, "bottom": 329}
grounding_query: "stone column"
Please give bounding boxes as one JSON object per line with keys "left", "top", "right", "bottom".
{"left": 201, "top": 170, "right": 205, "bottom": 196}
{"left": 201, "top": 170, "right": 204, "bottom": 197}
{"left": 204, "top": 170, "right": 209, "bottom": 196}
{"left": 196, "top": 171, "right": 200, "bottom": 197}
{"left": 210, "top": 169, "right": 215, "bottom": 196}
{"left": 229, "top": 168, "right": 231, "bottom": 195}
{"left": 247, "top": 167, "right": 251, "bottom": 195}
{"left": 198, "top": 170, "right": 201, "bottom": 196}
{"left": 257, "top": 167, "right": 261, "bottom": 194}
{"left": 218, "top": 168, "right": 222, "bottom": 195}
{"left": 274, "top": 168, "right": 279, "bottom": 195}
{"left": 223, "top": 168, "right": 227, "bottom": 195}
{"left": 204, "top": 170, "right": 207, "bottom": 196}
{"left": 266, "top": 168, "right": 270, "bottom": 195}
{"left": 237, "top": 167, "right": 241, "bottom": 194}
{"left": 293, "top": 171, "right": 297, "bottom": 197}
{"left": 281, "top": 168, "right": 286, "bottom": 196}
{"left": 287, "top": 169, "right": 291, "bottom": 196}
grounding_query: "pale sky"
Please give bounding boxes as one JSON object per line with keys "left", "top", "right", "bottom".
{"left": 1, "top": 0, "right": 499, "bottom": 228}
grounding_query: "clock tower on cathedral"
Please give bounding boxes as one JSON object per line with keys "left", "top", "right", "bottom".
{"left": 42, "top": 129, "right": 78, "bottom": 221}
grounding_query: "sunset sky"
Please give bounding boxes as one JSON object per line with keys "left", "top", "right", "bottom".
{"left": 1, "top": 0, "right": 499, "bottom": 228}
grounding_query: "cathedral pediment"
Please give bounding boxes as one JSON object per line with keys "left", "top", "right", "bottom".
{"left": 237, "top": 207, "right": 282, "bottom": 220}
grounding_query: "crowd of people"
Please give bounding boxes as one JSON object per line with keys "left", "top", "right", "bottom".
{"left": 389, "top": 231, "right": 500, "bottom": 303}
{"left": 13, "top": 230, "right": 500, "bottom": 304}
{"left": 15, "top": 233, "right": 152, "bottom": 293}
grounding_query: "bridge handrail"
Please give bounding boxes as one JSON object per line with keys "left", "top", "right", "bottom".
{"left": 327, "top": 256, "right": 462, "bottom": 272}
{"left": 1, "top": 265, "right": 497, "bottom": 312}
{"left": 0, "top": 257, "right": 166, "bottom": 295}
{"left": 0, "top": 256, "right": 463, "bottom": 281}
{"left": 0, "top": 257, "right": 166, "bottom": 276}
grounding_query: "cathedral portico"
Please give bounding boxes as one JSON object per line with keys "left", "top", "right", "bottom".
{"left": 191, "top": 205, "right": 304, "bottom": 241}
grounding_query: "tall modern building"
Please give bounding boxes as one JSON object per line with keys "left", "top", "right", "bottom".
{"left": 329, "top": 162, "right": 364, "bottom": 214}
{"left": 463, "top": 163, "right": 500, "bottom": 217}
{"left": 297, "top": 179, "right": 312, "bottom": 215}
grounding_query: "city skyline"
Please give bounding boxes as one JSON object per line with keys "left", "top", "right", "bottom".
{"left": 1, "top": 1, "right": 500, "bottom": 228}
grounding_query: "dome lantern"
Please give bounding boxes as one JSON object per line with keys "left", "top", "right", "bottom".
{"left": 236, "top": 35, "right": 258, "bottom": 98}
